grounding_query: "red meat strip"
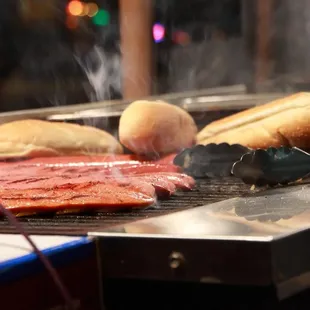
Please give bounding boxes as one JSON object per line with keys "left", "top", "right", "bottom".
{"left": 1, "top": 171, "right": 195, "bottom": 195}
{"left": 0, "top": 179, "right": 156, "bottom": 215}
{"left": 0, "top": 163, "right": 181, "bottom": 180}
{"left": 0, "top": 171, "right": 195, "bottom": 197}
{"left": 0, "top": 154, "right": 177, "bottom": 167}
{"left": 0, "top": 154, "right": 195, "bottom": 215}
{"left": 0, "top": 154, "right": 137, "bottom": 166}
{"left": 43, "top": 163, "right": 181, "bottom": 176}
{"left": 153, "top": 173, "right": 195, "bottom": 190}
{"left": 0, "top": 160, "right": 142, "bottom": 174}
{"left": 129, "top": 175, "right": 176, "bottom": 197}
{"left": 0, "top": 175, "right": 177, "bottom": 198}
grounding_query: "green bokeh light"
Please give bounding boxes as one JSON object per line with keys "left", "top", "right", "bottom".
{"left": 92, "top": 9, "right": 110, "bottom": 26}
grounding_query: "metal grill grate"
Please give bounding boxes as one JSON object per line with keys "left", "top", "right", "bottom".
{"left": 0, "top": 178, "right": 253, "bottom": 236}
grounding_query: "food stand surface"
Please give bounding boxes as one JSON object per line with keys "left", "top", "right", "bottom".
{"left": 92, "top": 182, "right": 310, "bottom": 309}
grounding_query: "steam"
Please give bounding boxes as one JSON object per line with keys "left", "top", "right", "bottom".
{"left": 168, "top": 38, "right": 250, "bottom": 93}
{"left": 73, "top": 44, "right": 122, "bottom": 152}
{"left": 75, "top": 44, "right": 121, "bottom": 102}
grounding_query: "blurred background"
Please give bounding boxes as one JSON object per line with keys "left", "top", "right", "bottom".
{"left": 0, "top": 0, "right": 308, "bottom": 112}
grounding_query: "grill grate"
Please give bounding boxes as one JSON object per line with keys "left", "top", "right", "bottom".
{"left": 0, "top": 178, "right": 254, "bottom": 236}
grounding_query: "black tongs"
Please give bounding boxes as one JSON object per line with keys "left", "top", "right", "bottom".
{"left": 232, "top": 146, "right": 310, "bottom": 186}
{"left": 174, "top": 143, "right": 310, "bottom": 187}
{"left": 174, "top": 143, "right": 249, "bottom": 178}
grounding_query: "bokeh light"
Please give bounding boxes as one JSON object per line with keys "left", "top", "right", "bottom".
{"left": 87, "top": 3, "right": 99, "bottom": 17}
{"left": 92, "top": 9, "right": 110, "bottom": 26}
{"left": 153, "top": 23, "right": 165, "bottom": 43}
{"left": 66, "top": 15, "right": 79, "bottom": 29}
{"left": 173, "top": 31, "right": 191, "bottom": 45}
{"left": 67, "top": 1, "right": 83, "bottom": 16}
{"left": 80, "top": 4, "right": 89, "bottom": 16}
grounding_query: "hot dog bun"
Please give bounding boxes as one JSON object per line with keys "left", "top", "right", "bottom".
{"left": 119, "top": 100, "right": 197, "bottom": 155}
{"left": 197, "top": 92, "right": 310, "bottom": 149}
{"left": 0, "top": 119, "right": 123, "bottom": 159}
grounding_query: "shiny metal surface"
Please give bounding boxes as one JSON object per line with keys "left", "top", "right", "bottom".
{"left": 0, "top": 85, "right": 245, "bottom": 124}
{"left": 180, "top": 93, "right": 286, "bottom": 111}
{"left": 47, "top": 93, "right": 286, "bottom": 122}
{"left": 92, "top": 183, "right": 310, "bottom": 299}
{"left": 93, "top": 183, "right": 310, "bottom": 239}
{"left": 0, "top": 88, "right": 286, "bottom": 124}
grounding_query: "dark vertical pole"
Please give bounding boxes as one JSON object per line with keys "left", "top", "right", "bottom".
{"left": 255, "top": 0, "right": 274, "bottom": 84}
{"left": 119, "top": 0, "right": 153, "bottom": 100}
{"left": 241, "top": 0, "right": 256, "bottom": 92}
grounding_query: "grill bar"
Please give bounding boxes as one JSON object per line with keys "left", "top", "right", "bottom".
{"left": 0, "top": 178, "right": 253, "bottom": 236}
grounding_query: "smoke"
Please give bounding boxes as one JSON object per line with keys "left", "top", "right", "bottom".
{"left": 75, "top": 44, "right": 122, "bottom": 103}
{"left": 167, "top": 37, "right": 251, "bottom": 93}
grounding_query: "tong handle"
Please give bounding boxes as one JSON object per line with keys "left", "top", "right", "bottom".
{"left": 232, "top": 146, "right": 310, "bottom": 186}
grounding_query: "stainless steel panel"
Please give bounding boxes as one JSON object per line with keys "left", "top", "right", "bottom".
{"left": 0, "top": 88, "right": 286, "bottom": 124}
{"left": 92, "top": 183, "right": 310, "bottom": 299}
{"left": 47, "top": 93, "right": 287, "bottom": 122}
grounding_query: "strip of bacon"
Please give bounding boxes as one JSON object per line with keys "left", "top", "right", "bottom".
{"left": 0, "top": 154, "right": 177, "bottom": 166}
{"left": 0, "top": 160, "right": 142, "bottom": 173}
{"left": 0, "top": 172, "right": 195, "bottom": 198}
{"left": 0, "top": 154, "right": 195, "bottom": 216}
{"left": 0, "top": 154, "right": 137, "bottom": 166}
{"left": 0, "top": 172, "right": 195, "bottom": 195}
{"left": 0, "top": 163, "right": 181, "bottom": 179}
{"left": 0, "top": 180, "right": 156, "bottom": 215}
{"left": 155, "top": 173, "right": 196, "bottom": 190}
{"left": 0, "top": 175, "right": 177, "bottom": 198}
{"left": 129, "top": 175, "right": 177, "bottom": 197}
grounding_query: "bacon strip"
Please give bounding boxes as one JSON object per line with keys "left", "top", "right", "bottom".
{"left": 0, "top": 153, "right": 195, "bottom": 216}
{"left": 0, "top": 172, "right": 195, "bottom": 197}
{"left": 0, "top": 163, "right": 181, "bottom": 178}
{"left": 0, "top": 180, "right": 156, "bottom": 215}
{"left": 0, "top": 154, "right": 177, "bottom": 167}
{"left": 0, "top": 175, "right": 177, "bottom": 198}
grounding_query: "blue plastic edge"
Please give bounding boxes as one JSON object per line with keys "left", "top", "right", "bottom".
{"left": 0, "top": 236, "right": 96, "bottom": 284}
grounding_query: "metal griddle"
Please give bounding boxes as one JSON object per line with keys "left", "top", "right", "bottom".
{"left": 93, "top": 181, "right": 310, "bottom": 301}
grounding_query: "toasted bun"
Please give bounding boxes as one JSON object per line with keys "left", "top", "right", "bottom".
{"left": 0, "top": 119, "right": 123, "bottom": 159}
{"left": 197, "top": 92, "right": 310, "bottom": 149}
{"left": 119, "top": 100, "right": 197, "bottom": 155}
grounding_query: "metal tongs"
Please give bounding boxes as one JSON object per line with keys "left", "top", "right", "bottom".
{"left": 232, "top": 146, "right": 310, "bottom": 186}
{"left": 174, "top": 144, "right": 310, "bottom": 187}
{"left": 173, "top": 143, "right": 249, "bottom": 178}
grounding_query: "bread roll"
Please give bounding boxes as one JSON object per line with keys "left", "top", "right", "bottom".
{"left": 0, "top": 119, "right": 123, "bottom": 159}
{"left": 197, "top": 92, "right": 310, "bottom": 149}
{"left": 119, "top": 100, "right": 197, "bottom": 155}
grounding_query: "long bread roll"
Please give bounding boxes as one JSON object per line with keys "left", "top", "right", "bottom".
{"left": 119, "top": 100, "right": 197, "bottom": 155}
{"left": 0, "top": 119, "right": 123, "bottom": 158}
{"left": 197, "top": 92, "right": 310, "bottom": 149}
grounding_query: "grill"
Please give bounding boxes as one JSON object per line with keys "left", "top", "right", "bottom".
{"left": 0, "top": 177, "right": 253, "bottom": 236}
{"left": 0, "top": 93, "right": 284, "bottom": 236}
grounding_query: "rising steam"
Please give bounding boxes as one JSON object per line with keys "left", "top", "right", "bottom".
{"left": 75, "top": 44, "right": 122, "bottom": 102}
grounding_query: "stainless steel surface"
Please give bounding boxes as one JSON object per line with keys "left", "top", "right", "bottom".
{"left": 0, "top": 85, "right": 246, "bottom": 124}
{"left": 48, "top": 111, "right": 123, "bottom": 121}
{"left": 179, "top": 93, "right": 286, "bottom": 111}
{"left": 92, "top": 183, "right": 310, "bottom": 239}
{"left": 0, "top": 88, "right": 286, "bottom": 125}
{"left": 92, "top": 182, "right": 310, "bottom": 299}
{"left": 47, "top": 93, "right": 287, "bottom": 122}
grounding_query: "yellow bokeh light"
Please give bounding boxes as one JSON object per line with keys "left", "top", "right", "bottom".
{"left": 80, "top": 4, "right": 89, "bottom": 16}
{"left": 87, "top": 3, "right": 99, "bottom": 17}
{"left": 67, "top": 1, "right": 84, "bottom": 16}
